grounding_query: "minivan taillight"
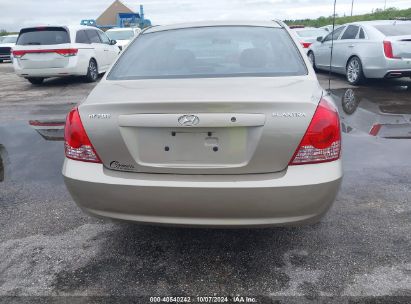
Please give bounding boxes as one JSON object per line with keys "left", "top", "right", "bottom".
{"left": 64, "top": 108, "right": 101, "bottom": 163}
{"left": 12, "top": 48, "right": 78, "bottom": 58}
{"left": 289, "top": 98, "right": 341, "bottom": 165}
{"left": 301, "top": 42, "right": 312, "bottom": 48}
{"left": 383, "top": 41, "right": 400, "bottom": 59}
{"left": 55, "top": 48, "right": 78, "bottom": 57}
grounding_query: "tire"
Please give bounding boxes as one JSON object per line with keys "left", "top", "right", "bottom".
{"left": 27, "top": 77, "right": 44, "bottom": 85}
{"left": 341, "top": 88, "right": 359, "bottom": 115}
{"left": 346, "top": 56, "right": 365, "bottom": 85}
{"left": 0, "top": 59, "right": 3, "bottom": 63}
{"left": 307, "top": 51, "right": 318, "bottom": 72}
{"left": 85, "top": 59, "right": 98, "bottom": 83}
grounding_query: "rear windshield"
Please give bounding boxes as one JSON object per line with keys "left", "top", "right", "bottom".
{"left": 295, "top": 29, "right": 327, "bottom": 38}
{"left": 374, "top": 24, "right": 411, "bottom": 36}
{"left": 106, "top": 30, "right": 134, "bottom": 41}
{"left": 17, "top": 27, "right": 70, "bottom": 45}
{"left": 108, "top": 26, "right": 307, "bottom": 80}
{"left": 2, "top": 36, "right": 17, "bottom": 43}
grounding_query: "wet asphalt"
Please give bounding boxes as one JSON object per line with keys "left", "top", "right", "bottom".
{"left": 0, "top": 62, "right": 410, "bottom": 302}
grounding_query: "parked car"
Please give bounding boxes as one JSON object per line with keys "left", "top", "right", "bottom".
{"left": 12, "top": 25, "right": 120, "bottom": 84}
{"left": 320, "top": 25, "right": 341, "bottom": 33}
{"left": 308, "top": 20, "right": 411, "bottom": 85}
{"left": 62, "top": 21, "right": 342, "bottom": 227}
{"left": 105, "top": 27, "right": 141, "bottom": 51}
{"left": 0, "top": 34, "right": 18, "bottom": 62}
{"left": 292, "top": 27, "right": 328, "bottom": 51}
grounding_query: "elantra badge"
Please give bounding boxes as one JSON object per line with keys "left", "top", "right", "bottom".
{"left": 89, "top": 114, "right": 111, "bottom": 119}
{"left": 178, "top": 115, "right": 200, "bottom": 126}
{"left": 272, "top": 112, "right": 306, "bottom": 118}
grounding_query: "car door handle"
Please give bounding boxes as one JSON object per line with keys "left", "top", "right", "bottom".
{"left": 104, "top": 49, "right": 109, "bottom": 52}
{"left": 348, "top": 45, "right": 355, "bottom": 48}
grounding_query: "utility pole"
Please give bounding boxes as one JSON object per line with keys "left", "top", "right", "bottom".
{"left": 351, "top": 0, "right": 354, "bottom": 16}
{"left": 384, "top": 0, "right": 387, "bottom": 10}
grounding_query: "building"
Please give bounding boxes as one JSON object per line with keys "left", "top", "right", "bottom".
{"left": 96, "top": 0, "right": 135, "bottom": 27}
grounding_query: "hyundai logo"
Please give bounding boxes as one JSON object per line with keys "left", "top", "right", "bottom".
{"left": 178, "top": 114, "right": 200, "bottom": 126}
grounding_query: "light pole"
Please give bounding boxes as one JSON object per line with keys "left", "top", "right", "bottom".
{"left": 351, "top": 0, "right": 354, "bottom": 16}
{"left": 384, "top": 0, "right": 387, "bottom": 10}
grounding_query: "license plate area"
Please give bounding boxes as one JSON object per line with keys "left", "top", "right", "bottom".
{"left": 132, "top": 127, "right": 253, "bottom": 168}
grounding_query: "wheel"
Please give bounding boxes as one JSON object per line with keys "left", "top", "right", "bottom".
{"left": 85, "top": 59, "right": 98, "bottom": 83}
{"left": 346, "top": 56, "right": 365, "bottom": 85}
{"left": 341, "top": 88, "right": 359, "bottom": 115}
{"left": 307, "top": 52, "right": 318, "bottom": 72}
{"left": 0, "top": 59, "right": 3, "bottom": 63}
{"left": 27, "top": 77, "right": 44, "bottom": 85}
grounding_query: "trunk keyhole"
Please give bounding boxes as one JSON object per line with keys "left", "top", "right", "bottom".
{"left": 213, "top": 147, "right": 218, "bottom": 152}
{"left": 231, "top": 117, "right": 237, "bottom": 122}
{"left": 165, "top": 146, "right": 170, "bottom": 151}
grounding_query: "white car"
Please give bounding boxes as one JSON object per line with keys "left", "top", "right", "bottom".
{"left": 291, "top": 27, "right": 328, "bottom": 52}
{"left": 105, "top": 27, "right": 141, "bottom": 51}
{"left": 308, "top": 20, "right": 411, "bottom": 84}
{"left": 12, "top": 26, "right": 120, "bottom": 84}
{"left": 0, "top": 34, "right": 18, "bottom": 62}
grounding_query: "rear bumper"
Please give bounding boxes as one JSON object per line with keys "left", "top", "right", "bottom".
{"left": 384, "top": 70, "right": 411, "bottom": 78}
{"left": 14, "top": 65, "right": 86, "bottom": 77}
{"left": 63, "top": 158, "right": 342, "bottom": 227}
{"left": 0, "top": 55, "right": 11, "bottom": 60}
{"left": 364, "top": 58, "right": 411, "bottom": 78}
{"left": 13, "top": 57, "right": 88, "bottom": 77}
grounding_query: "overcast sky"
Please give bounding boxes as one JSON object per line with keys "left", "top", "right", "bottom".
{"left": 1, "top": 0, "right": 411, "bottom": 31}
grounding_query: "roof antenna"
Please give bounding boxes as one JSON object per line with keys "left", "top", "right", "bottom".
{"left": 328, "top": 0, "right": 338, "bottom": 91}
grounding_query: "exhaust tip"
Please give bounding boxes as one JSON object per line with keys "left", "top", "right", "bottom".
{"left": 386, "top": 72, "right": 403, "bottom": 78}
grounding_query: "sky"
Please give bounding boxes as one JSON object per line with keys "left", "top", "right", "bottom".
{"left": 1, "top": 0, "right": 411, "bottom": 31}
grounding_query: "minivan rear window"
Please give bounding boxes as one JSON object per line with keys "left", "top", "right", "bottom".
{"left": 108, "top": 26, "right": 307, "bottom": 80}
{"left": 17, "top": 27, "right": 70, "bottom": 45}
{"left": 374, "top": 24, "right": 411, "bottom": 36}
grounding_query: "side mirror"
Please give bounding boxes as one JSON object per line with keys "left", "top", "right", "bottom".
{"left": 110, "top": 40, "right": 117, "bottom": 45}
{"left": 317, "top": 36, "right": 323, "bottom": 42}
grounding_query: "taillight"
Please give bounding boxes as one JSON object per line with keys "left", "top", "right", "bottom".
{"left": 55, "top": 48, "right": 78, "bottom": 57}
{"left": 369, "top": 124, "right": 382, "bottom": 136}
{"left": 289, "top": 98, "right": 341, "bottom": 165}
{"left": 12, "top": 48, "right": 78, "bottom": 58}
{"left": 64, "top": 108, "right": 101, "bottom": 163}
{"left": 12, "top": 50, "right": 25, "bottom": 58}
{"left": 383, "top": 41, "right": 400, "bottom": 59}
{"left": 301, "top": 42, "right": 312, "bottom": 48}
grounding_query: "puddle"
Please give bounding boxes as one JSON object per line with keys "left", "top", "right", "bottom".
{"left": 0, "top": 121, "right": 65, "bottom": 184}
{"left": 330, "top": 86, "right": 411, "bottom": 139}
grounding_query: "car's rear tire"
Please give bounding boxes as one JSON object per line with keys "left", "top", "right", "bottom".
{"left": 346, "top": 56, "right": 365, "bottom": 85}
{"left": 27, "top": 77, "right": 44, "bottom": 85}
{"left": 0, "top": 59, "right": 3, "bottom": 63}
{"left": 307, "top": 51, "right": 318, "bottom": 72}
{"left": 85, "top": 59, "right": 98, "bottom": 83}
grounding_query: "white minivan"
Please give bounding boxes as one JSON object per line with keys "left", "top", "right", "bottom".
{"left": 12, "top": 25, "right": 120, "bottom": 84}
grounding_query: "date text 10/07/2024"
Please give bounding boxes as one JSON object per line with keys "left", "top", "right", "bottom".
{"left": 149, "top": 296, "right": 257, "bottom": 303}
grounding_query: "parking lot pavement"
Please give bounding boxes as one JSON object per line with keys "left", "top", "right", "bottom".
{"left": 0, "top": 61, "right": 410, "bottom": 301}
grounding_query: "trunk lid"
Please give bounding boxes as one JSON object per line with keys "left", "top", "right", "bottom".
{"left": 389, "top": 35, "right": 411, "bottom": 59}
{"left": 80, "top": 77, "right": 322, "bottom": 174}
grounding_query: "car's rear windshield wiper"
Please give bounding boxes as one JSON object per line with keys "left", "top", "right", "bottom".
{"left": 25, "top": 42, "right": 41, "bottom": 45}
